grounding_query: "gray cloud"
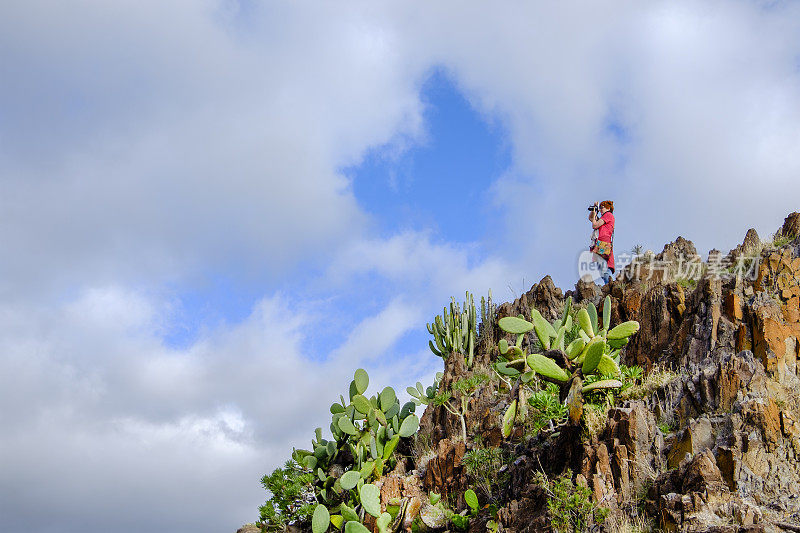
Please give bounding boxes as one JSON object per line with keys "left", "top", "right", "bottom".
{"left": 0, "top": 1, "right": 429, "bottom": 298}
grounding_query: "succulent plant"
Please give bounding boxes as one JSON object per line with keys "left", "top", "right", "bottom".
{"left": 407, "top": 373, "right": 443, "bottom": 406}
{"left": 312, "top": 504, "right": 330, "bottom": 533}
{"left": 464, "top": 489, "right": 479, "bottom": 516}
{"left": 375, "top": 512, "right": 393, "bottom": 533}
{"left": 497, "top": 296, "right": 640, "bottom": 437}
{"left": 479, "top": 289, "right": 497, "bottom": 344}
{"left": 344, "top": 521, "right": 370, "bottom": 533}
{"left": 292, "top": 368, "right": 424, "bottom": 530}
{"left": 433, "top": 373, "right": 489, "bottom": 443}
{"left": 359, "top": 483, "right": 381, "bottom": 518}
{"left": 427, "top": 291, "right": 478, "bottom": 367}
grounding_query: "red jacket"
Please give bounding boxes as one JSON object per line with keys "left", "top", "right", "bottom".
{"left": 598, "top": 212, "right": 615, "bottom": 270}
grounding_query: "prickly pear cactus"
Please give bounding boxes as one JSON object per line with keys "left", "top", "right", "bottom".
{"left": 291, "top": 368, "right": 425, "bottom": 530}
{"left": 406, "top": 373, "right": 443, "bottom": 406}
{"left": 495, "top": 296, "right": 640, "bottom": 437}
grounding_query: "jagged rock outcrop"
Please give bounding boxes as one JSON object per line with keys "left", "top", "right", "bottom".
{"left": 620, "top": 236, "right": 702, "bottom": 286}
{"left": 414, "top": 217, "right": 800, "bottom": 532}
{"left": 625, "top": 282, "right": 687, "bottom": 369}
{"left": 727, "top": 228, "right": 761, "bottom": 265}
{"left": 496, "top": 275, "right": 566, "bottom": 322}
{"left": 249, "top": 212, "right": 800, "bottom": 533}
{"left": 779, "top": 212, "right": 800, "bottom": 241}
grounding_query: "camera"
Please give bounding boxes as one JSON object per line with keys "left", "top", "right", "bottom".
{"left": 587, "top": 202, "right": 599, "bottom": 213}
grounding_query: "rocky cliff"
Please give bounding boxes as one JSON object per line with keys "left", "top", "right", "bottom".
{"left": 256, "top": 212, "right": 800, "bottom": 533}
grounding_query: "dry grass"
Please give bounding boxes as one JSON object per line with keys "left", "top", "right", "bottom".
{"left": 608, "top": 514, "right": 654, "bottom": 533}
{"left": 415, "top": 448, "right": 438, "bottom": 473}
{"left": 413, "top": 432, "right": 436, "bottom": 471}
{"left": 768, "top": 232, "right": 795, "bottom": 250}
{"left": 583, "top": 403, "right": 611, "bottom": 437}
{"left": 618, "top": 365, "right": 679, "bottom": 402}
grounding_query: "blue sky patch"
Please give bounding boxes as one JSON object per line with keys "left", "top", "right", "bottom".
{"left": 347, "top": 69, "right": 511, "bottom": 244}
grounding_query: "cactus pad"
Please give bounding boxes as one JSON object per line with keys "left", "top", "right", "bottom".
{"left": 582, "top": 339, "right": 606, "bottom": 374}
{"left": 582, "top": 379, "right": 623, "bottom": 393}
{"left": 588, "top": 302, "right": 598, "bottom": 336}
{"left": 607, "top": 321, "right": 640, "bottom": 339}
{"left": 566, "top": 337, "right": 586, "bottom": 359}
{"left": 340, "top": 470, "right": 361, "bottom": 490}
{"left": 527, "top": 353, "right": 570, "bottom": 382}
{"left": 354, "top": 368, "right": 369, "bottom": 394}
{"left": 498, "top": 339, "right": 509, "bottom": 354}
{"left": 398, "top": 414, "right": 419, "bottom": 437}
{"left": 312, "top": 504, "right": 330, "bottom": 533}
{"left": 502, "top": 399, "right": 517, "bottom": 438}
{"left": 360, "top": 483, "right": 381, "bottom": 518}
{"left": 344, "top": 521, "right": 370, "bottom": 533}
{"left": 498, "top": 316, "right": 534, "bottom": 334}
{"left": 465, "top": 489, "right": 479, "bottom": 513}
{"left": 595, "top": 354, "right": 621, "bottom": 377}
{"left": 577, "top": 308, "right": 594, "bottom": 337}
{"left": 351, "top": 394, "right": 371, "bottom": 415}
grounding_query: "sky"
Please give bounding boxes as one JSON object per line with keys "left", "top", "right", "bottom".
{"left": 1, "top": 1, "right": 800, "bottom": 532}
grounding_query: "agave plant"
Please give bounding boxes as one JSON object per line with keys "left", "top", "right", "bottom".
{"left": 292, "top": 369, "right": 421, "bottom": 532}
{"left": 427, "top": 291, "right": 478, "bottom": 367}
{"left": 495, "top": 296, "right": 640, "bottom": 437}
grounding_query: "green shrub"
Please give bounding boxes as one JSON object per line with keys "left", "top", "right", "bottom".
{"left": 462, "top": 445, "right": 506, "bottom": 500}
{"left": 526, "top": 383, "right": 567, "bottom": 434}
{"left": 618, "top": 365, "right": 678, "bottom": 401}
{"left": 259, "top": 460, "right": 315, "bottom": 531}
{"left": 535, "top": 470, "right": 608, "bottom": 533}
{"left": 773, "top": 232, "right": 795, "bottom": 248}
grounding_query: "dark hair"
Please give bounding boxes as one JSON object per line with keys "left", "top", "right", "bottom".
{"left": 600, "top": 200, "right": 614, "bottom": 213}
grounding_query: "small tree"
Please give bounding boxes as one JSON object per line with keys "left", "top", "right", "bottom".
{"left": 433, "top": 372, "right": 489, "bottom": 443}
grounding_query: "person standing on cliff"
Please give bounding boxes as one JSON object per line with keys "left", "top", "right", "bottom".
{"left": 589, "top": 200, "right": 615, "bottom": 285}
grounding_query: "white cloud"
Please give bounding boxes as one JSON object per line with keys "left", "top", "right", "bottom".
{"left": 0, "top": 407, "right": 262, "bottom": 533}
{"left": 389, "top": 0, "right": 800, "bottom": 283}
{"left": 329, "top": 231, "right": 519, "bottom": 300}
